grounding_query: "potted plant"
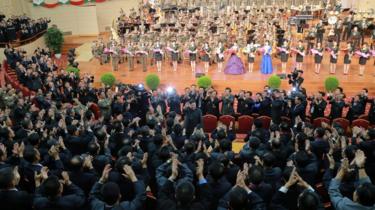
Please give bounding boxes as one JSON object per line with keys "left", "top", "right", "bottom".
{"left": 325, "top": 76, "right": 339, "bottom": 92}
{"left": 45, "top": 26, "right": 64, "bottom": 59}
{"left": 66, "top": 66, "right": 80, "bottom": 77}
{"left": 268, "top": 75, "right": 281, "bottom": 89}
{"left": 145, "top": 74, "right": 160, "bottom": 90}
{"left": 101, "top": 72, "right": 116, "bottom": 87}
{"left": 197, "top": 76, "right": 212, "bottom": 88}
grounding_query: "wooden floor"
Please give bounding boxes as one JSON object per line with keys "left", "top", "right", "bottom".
{"left": 77, "top": 53, "right": 375, "bottom": 97}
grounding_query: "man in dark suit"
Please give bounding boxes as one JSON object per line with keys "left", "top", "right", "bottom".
{"left": 183, "top": 100, "right": 202, "bottom": 137}
{"left": 290, "top": 96, "right": 306, "bottom": 124}
{"left": 68, "top": 155, "right": 97, "bottom": 196}
{"left": 329, "top": 94, "right": 345, "bottom": 119}
{"left": 33, "top": 171, "right": 86, "bottom": 210}
{"left": 310, "top": 127, "right": 330, "bottom": 168}
{"left": 310, "top": 92, "right": 327, "bottom": 120}
{"left": 90, "top": 164, "right": 146, "bottom": 210}
{"left": 217, "top": 167, "right": 266, "bottom": 210}
{"left": 0, "top": 167, "right": 33, "bottom": 210}
{"left": 271, "top": 90, "right": 284, "bottom": 125}
{"left": 157, "top": 159, "right": 212, "bottom": 210}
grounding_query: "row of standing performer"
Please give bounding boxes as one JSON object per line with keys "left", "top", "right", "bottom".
{"left": 92, "top": 38, "right": 375, "bottom": 75}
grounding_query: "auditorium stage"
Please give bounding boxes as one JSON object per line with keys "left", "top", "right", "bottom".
{"left": 77, "top": 53, "right": 375, "bottom": 97}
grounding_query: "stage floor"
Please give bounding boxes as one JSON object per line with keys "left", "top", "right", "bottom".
{"left": 78, "top": 53, "right": 375, "bottom": 97}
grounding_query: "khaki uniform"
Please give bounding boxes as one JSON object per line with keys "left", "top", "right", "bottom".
{"left": 111, "top": 47, "right": 120, "bottom": 71}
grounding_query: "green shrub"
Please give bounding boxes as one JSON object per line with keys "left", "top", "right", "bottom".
{"left": 145, "top": 74, "right": 160, "bottom": 90}
{"left": 44, "top": 26, "right": 64, "bottom": 54}
{"left": 101, "top": 73, "right": 116, "bottom": 87}
{"left": 66, "top": 66, "right": 80, "bottom": 77}
{"left": 268, "top": 75, "right": 281, "bottom": 89}
{"left": 325, "top": 76, "right": 339, "bottom": 92}
{"left": 197, "top": 76, "right": 212, "bottom": 88}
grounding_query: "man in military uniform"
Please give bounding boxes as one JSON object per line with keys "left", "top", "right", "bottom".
{"left": 350, "top": 26, "right": 361, "bottom": 49}
{"left": 110, "top": 43, "right": 120, "bottom": 71}
{"left": 359, "top": 18, "right": 369, "bottom": 46}
{"left": 126, "top": 42, "right": 135, "bottom": 71}
{"left": 342, "top": 13, "right": 354, "bottom": 41}
{"left": 315, "top": 20, "right": 324, "bottom": 44}
{"left": 98, "top": 39, "right": 107, "bottom": 65}
{"left": 334, "top": 19, "right": 343, "bottom": 46}
{"left": 98, "top": 92, "right": 112, "bottom": 119}
{"left": 138, "top": 42, "right": 148, "bottom": 72}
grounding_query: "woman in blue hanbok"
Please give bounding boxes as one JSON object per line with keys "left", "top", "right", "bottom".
{"left": 260, "top": 40, "right": 273, "bottom": 74}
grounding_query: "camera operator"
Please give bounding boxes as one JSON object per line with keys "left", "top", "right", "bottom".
{"left": 288, "top": 69, "right": 304, "bottom": 90}
{"left": 166, "top": 88, "right": 181, "bottom": 115}
{"left": 308, "top": 92, "right": 327, "bottom": 120}
{"left": 133, "top": 84, "right": 151, "bottom": 118}
{"left": 151, "top": 89, "right": 167, "bottom": 114}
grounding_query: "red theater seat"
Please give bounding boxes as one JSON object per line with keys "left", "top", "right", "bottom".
{"left": 237, "top": 115, "right": 254, "bottom": 134}
{"left": 258, "top": 116, "right": 271, "bottom": 129}
{"left": 202, "top": 114, "right": 217, "bottom": 133}
{"left": 352, "top": 119, "right": 370, "bottom": 129}
{"left": 219, "top": 115, "right": 235, "bottom": 129}
{"left": 313, "top": 117, "right": 330, "bottom": 128}
{"left": 332, "top": 118, "right": 350, "bottom": 133}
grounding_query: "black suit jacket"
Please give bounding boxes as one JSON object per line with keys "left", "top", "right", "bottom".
{"left": 0, "top": 189, "right": 33, "bottom": 210}
{"left": 157, "top": 179, "right": 212, "bottom": 210}
{"left": 271, "top": 99, "right": 284, "bottom": 125}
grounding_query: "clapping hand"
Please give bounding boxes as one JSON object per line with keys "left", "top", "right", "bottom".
{"left": 284, "top": 167, "right": 298, "bottom": 188}
{"left": 61, "top": 171, "right": 71, "bottom": 185}
{"left": 99, "top": 164, "right": 112, "bottom": 183}
{"left": 354, "top": 149, "right": 366, "bottom": 168}
{"left": 122, "top": 165, "right": 138, "bottom": 182}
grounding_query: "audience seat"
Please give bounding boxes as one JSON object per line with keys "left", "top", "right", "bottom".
{"left": 358, "top": 114, "right": 368, "bottom": 120}
{"left": 257, "top": 116, "right": 271, "bottom": 129}
{"left": 219, "top": 115, "right": 235, "bottom": 129}
{"left": 251, "top": 113, "right": 260, "bottom": 119}
{"left": 332, "top": 118, "right": 350, "bottom": 134}
{"left": 313, "top": 117, "right": 330, "bottom": 128}
{"left": 202, "top": 114, "right": 218, "bottom": 133}
{"left": 352, "top": 119, "right": 370, "bottom": 129}
{"left": 237, "top": 115, "right": 254, "bottom": 134}
{"left": 281, "top": 116, "right": 291, "bottom": 124}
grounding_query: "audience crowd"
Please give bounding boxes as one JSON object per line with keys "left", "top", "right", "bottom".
{"left": 0, "top": 14, "right": 50, "bottom": 43}
{"left": 1, "top": 46, "right": 375, "bottom": 210}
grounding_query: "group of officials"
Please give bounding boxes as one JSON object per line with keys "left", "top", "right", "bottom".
{"left": 0, "top": 14, "right": 50, "bottom": 45}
